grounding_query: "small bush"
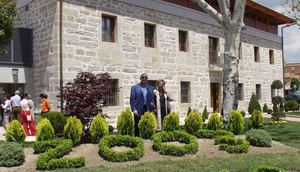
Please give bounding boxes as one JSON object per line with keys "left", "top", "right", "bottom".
{"left": 64, "top": 116, "right": 83, "bottom": 146}
{"left": 267, "top": 109, "right": 272, "bottom": 114}
{"left": 187, "top": 106, "right": 192, "bottom": 116}
{"left": 185, "top": 112, "right": 203, "bottom": 135}
{"left": 245, "top": 129, "right": 272, "bottom": 147}
{"left": 228, "top": 110, "right": 244, "bottom": 135}
{"left": 36, "top": 118, "right": 55, "bottom": 141}
{"left": 117, "top": 107, "right": 135, "bottom": 136}
{"left": 39, "top": 111, "right": 67, "bottom": 134}
{"left": 248, "top": 93, "right": 261, "bottom": 114}
{"left": 207, "top": 112, "right": 223, "bottom": 130}
{"left": 249, "top": 110, "right": 264, "bottom": 129}
{"left": 241, "top": 111, "right": 246, "bottom": 117}
{"left": 5, "top": 120, "right": 26, "bottom": 144}
{"left": 215, "top": 136, "right": 249, "bottom": 154}
{"left": 162, "top": 112, "right": 179, "bottom": 132}
{"left": 0, "top": 142, "right": 24, "bottom": 167}
{"left": 194, "top": 129, "right": 234, "bottom": 139}
{"left": 285, "top": 100, "right": 299, "bottom": 111}
{"left": 90, "top": 114, "right": 109, "bottom": 144}
{"left": 263, "top": 104, "right": 268, "bottom": 112}
{"left": 138, "top": 112, "right": 157, "bottom": 139}
{"left": 202, "top": 106, "right": 209, "bottom": 122}
{"left": 250, "top": 165, "right": 287, "bottom": 172}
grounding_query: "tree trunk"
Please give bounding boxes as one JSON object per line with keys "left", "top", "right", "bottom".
{"left": 222, "top": 29, "right": 241, "bottom": 127}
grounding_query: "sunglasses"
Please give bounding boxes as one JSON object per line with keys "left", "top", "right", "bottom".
{"left": 141, "top": 76, "right": 148, "bottom": 79}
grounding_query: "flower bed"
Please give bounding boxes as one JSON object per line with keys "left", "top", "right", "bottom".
{"left": 215, "top": 136, "right": 249, "bottom": 154}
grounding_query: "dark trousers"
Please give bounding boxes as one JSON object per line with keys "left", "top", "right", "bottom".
{"left": 134, "top": 105, "right": 147, "bottom": 137}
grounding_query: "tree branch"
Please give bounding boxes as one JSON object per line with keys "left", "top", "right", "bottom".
{"left": 232, "top": 0, "right": 246, "bottom": 29}
{"left": 218, "top": 0, "right": 232, "bottom": 26}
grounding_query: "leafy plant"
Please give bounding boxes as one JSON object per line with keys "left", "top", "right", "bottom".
{"left": 90, "top": 114, "right": 109, "bottom": 144}
{"left": 0, "top": 142, "right": 24, "bottom": 167}
{"left": 185, "top": 112, "right": 203, "bottom": 134}
{"left": 5, "top": 120, "right": 26, "bottom": 144}
{"left": 39, "top": 111, "right": 67, "bottom": 134}
{"left": 215, "top": 136, "right": 249, "bottom": 154}
{"left": 207, "top": 112, "right": 223, "bottom": 130}
{"left": 138, "top": 112, "right": 157, "bottom": 139}
{"left": 241, "top": 111, "right": 246, "bottom": 117}
{"left": 64, "top": 116, "right": 83, "bottom": 146}
{"left": 245, "top": 129, "right": 272, "bottom": 147}
{"left": 249, "top": 110, "right": 264, "bottom": 129}
{"left": 194, "top": 129, "right": 234, "bottom": 139}
{"left": 202, "top": 106, "right": 209, "bottom": 122}
{"left": 248, "top": 93, "right": 261, "bottom": 114}
{"left": 228, "top": 110, "right": 244, "bottom": 135}
{"left": 187, "top": 106, "right": 192, "bottom": 116}
{"left": 36, "top": 118, "right": 55, "bottom": 141}
{"left": 117, "top": 107, "right": 135, "bottom": 136}
{"left": 267, "top": 109, "right": 273, "bottom": 114}
{"left": 162, "top": 112, "right": 179, "bottom": 132}
{"left": 291, "top": 77, "right": 300, "bottom": 90}
{"left": 285, "top": 100, "right": 299, "bottom": 111}
{"left": 272, "top": 80, "right": 283, "bottom": 96}
{"left": 263, "top": 104, "right": 268, "bottom": 113}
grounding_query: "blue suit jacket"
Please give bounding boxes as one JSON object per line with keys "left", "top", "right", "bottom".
{"left": 130, "top": 83, "right": 155, "bottom": 117}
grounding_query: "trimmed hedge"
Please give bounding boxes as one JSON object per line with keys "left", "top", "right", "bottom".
{"left": 228, "top": 110, "right": 244, "bottom": 135}
{"left": 0, "top": 142, "right": 24, "bottom": 167}
{"left": 250, "top": 165, "right": 287, "bottom": 172}
{"left": 194, "top": 129, "right": 234, "bottom": 139}
{"left": 117, "top": 107, "right": 135, "bottom": 136}
{"left": 162, "top": 112, "right": 179, "bottom": 132}
{"left": 185, "top": 112, "right": 203, "bottom": 135}
{"left": 245, "top": 129, "right": 272, "bottom": 147}
{"left": 90, "top": 114, "right": 109, "bottom": 144}
{"left": 39, "top": 111, "right": 67, "bottom": 134}
{"left": 5, "top": 120, "right": 26, "bottom": 144}
{"left": 36, "top": 118, "right": 55, "bottom": 141}
{"left": 215, "top": 136, "right": 249, "bottom": 154}
{"left": 249, "top": 110, "right": 264, "bottom": 129}
{"left": 202, "top": 106, "right": 209, "bottom": 122}
{"left": 153, "top": 131, "right": 198, "bottom": 156}
{"left": 64, "top": 116, "right": 83, "bottom": 146}
{"left": 138, "top": 112, "right": 157, "bottom": 139}
{"left": 207, "top": 112, "right": 223, "bottom": 130}
{"left": 34, "top": 139, "right": 85, "bottom": 170}
{"left": 248, "top": 93, "right": 261, "bottom": 114}
{"left": 99, "top": 135, "right": 144, "bottom": 162}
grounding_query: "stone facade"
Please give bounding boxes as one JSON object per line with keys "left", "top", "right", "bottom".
{"left": 16, "top": 0, "right": 283, "bottom": 126}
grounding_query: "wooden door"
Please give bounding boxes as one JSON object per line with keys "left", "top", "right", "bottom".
{"left": 210, "top": 83, "right": 219, "bottom": 112}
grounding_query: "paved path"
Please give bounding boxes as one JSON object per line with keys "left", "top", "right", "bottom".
{"left": 262, "top": 113, "right": 300, "bottom": 122}
{"left": 0, "top": 126, "right": 36, "bottom": 142}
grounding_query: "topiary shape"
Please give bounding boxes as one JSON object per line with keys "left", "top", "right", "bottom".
{"left": 64, "top": 116, "right": 83, "bottom": 146}
{"left": 138, "top": 112, "right": 157, "bottom": 139}
{"left": 39, "top": 111, "right": 67, "bottom": 134}
{"left": 248, "top": 93, "right": 261, "bottom": 115}
{"left": 185, "top": 112, "right": 203, "bottom": 135}
{"left": 117, "top": 107, "right": 135, "bottom": 136}
{"left": 228, "top": 110, "right": 244, "bottom": 135}
{"left": 207, "top": 112, "right": 223, "bottom": 130}
{"left": 202, "top": 106, "right": 209, "bottom": 122}
{"left": 90, "top": 114, "right": 109, "bottom": 144}
{"left": 187, "top": 106, "right": 192, "bottom": 116}
{"left": 5, "top": 120, "right": 26, "bottom": 144}
{"left": 263, "top": 104, "right": 268, "bottom": 113}
{"left": 36, "top": 118, "right": 55, "bottom": 141}
{"left": 162, "top": 112, "right": 179, "bottom": 132}
{"left": 249, "top": 110, "right": 264, "bottom": 129}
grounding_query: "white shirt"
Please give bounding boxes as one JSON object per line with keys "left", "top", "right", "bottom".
{"left": 1, "top": 100, "right": 10, "bottom": 110}
{"left": 20, "top": 99, "right": 30, "bottom": 111}
{"left": 10, "top": 95, "right": 21, "bottom": 107}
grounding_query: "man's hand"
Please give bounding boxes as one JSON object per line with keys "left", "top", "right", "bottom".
{"left": 150, "top": 102, "right": 156, "bottom": 109}
{"left": 133, "top": 110, "right": 138, "bottom": 116}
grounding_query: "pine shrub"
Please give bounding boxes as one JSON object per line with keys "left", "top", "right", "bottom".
{"left": 187, "top": 106, "right": 192, "bottom": 116}
{"left": 267, "top": 109, "right": 273, "bottom": 114}
{"left": 185, "top": 112, "right": 203, "bottom": 134}
{"left": 240, "top": 111, "right": 246, "bottom": 117}
{"left": 207, "top": 112, "right": 223, "bottom": 130}
{"left": 162, "top": 112, "right": 179, "bottom": 132}
{"left": 249, "top": 110, "right": 264, "bottom": 129}
{"left": 138, "top": 112, "right": 157, "bottom": 139}
{"left": 117, "top": 107, "right": 135, "bottom": 136}
{"left": 263, "top": 104, "right": 268, "bottom": 112}
{"left": 248, "top": 93, "right": 261, "bottom": 114}
{"left": 39, "top": 111, "right": 67, "bottom": 134}
{"left": 5, "top": 120, "right": 26, "bottom": 144}
{"left": 245, "top": 129, "right": 272, "bottom": 147}
{"left": 0, "top": 142, "right": 24, "bottom": 167}
{"left": 285, "top": 100, "right": 299, "bottom": 111}
{"left": 228, "top": 110, "right": 244, "bottom": 135}
{"left": 90, "top": 114, "right": 109, "bottom": 144}
{"left": 36, "top": 118, "right": 55, "bottom": 141}
{"left": 202, "top": 106, "right": 209, "bottom": 122}
{"left": 64, "top": 116, "right": 83, "bottom": 146}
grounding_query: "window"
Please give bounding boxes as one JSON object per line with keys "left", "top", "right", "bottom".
{"left": 256, "top": 84, "right": 261, "bottom": 100}
{"left": 107, "top": 79, "right": 118, "bottom": 106}
{"left": 269, "top": 49, "right": 274, "bottom": 64}
{"left": 254, "top": 46, "right": 259, "bottom": 62}
{"left": 148, "top": 80, "right": 158, "bottom": 90}
{"left": 238, "top": 42, "right": 242, "bottom": 59}
{"left": 271, "top": 86, "right": 275, "bottom": 98}
{"left": 237, "top": 83, "right": 244, "bottom": 100}
{"left": 102, "top": 15, "right": 115, "bottom": 42}
{"left": 209, "top": 37, "right": 218, "bottom": 64}
{"left": 179, "top": 30, "right": 187, "bottom": 52}
{"left": 181, "top": 82, "right": 190, "bottom": 103}
{"left": 145, "top": 23, "right": 155, "bottom": 48}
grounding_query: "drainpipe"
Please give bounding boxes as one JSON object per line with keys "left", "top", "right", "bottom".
{"left": 59, "top": 0, "right": 63, "bottom": 112}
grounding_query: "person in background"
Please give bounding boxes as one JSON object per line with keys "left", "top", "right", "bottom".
{"left": 40, "top": 93, "right": 50, "bottom": 115}
{"left": 20, "top": 93, "right": 36, "bottom": 136}
{"left": 0, "top": 92, "right": 4, "bottom": 125}
{"left": 1, "top": 94, "right": 11, "bottom": 133}
{"left": 10, "top": 90, "right": 22, "bottom": 122}
{"left": 27, "top": 94, "right": 34, "bottom": 122}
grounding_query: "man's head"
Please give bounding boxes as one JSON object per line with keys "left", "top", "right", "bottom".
{"left": 15, "top": 90, "right": 20, "bottom": 95}
{"left": 140, "top": 73, "right": 148, "bottom": 85}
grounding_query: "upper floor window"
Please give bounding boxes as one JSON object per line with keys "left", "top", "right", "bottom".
{"left": 269, "top": 49, "right": 274, "bottom": 64}
{"left": 181, "top": 81, "right": 190, "bottom": 103}
{"left": 102, "top": 15, "right": 115, "bottom": 42}
{"left": 254, "top": 46, "right": 260, "bottom": 62}
{"left": 179, "top": 30, "right": 187, "bottom": 52}
{"left": 209, "top": 36, "right": 218, "bottom": 64}
{"left": 145, "top": 23, "right": 155, "bottom": 48}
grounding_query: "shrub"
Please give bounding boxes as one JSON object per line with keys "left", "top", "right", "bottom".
{"left": 194, "top": 129, "right": 234, "bottom": 139}
{"left": 162, "top": 112, "right": 179, "bottom": 132}
{"left": 153, "top": 131, "right": 198, "bottom": 156}
{"left": 228, "top": 110, "right": 244, "bottom": 135}
{"left": 207, "top": 112, "right": 223, "bottom": 130}
{"left": 39, "top": 111, "right": 67, "bottom": 134}
{"left": 263, "top": 104, "right": 268, "bottom": 113}
{"left": 215, "top": 136, "right": 249, "bottom": 154}
{"left": 187, "top": 106, "right": 192, "bottom": 116}
{"left": 249, "top": 110, "right": 264, "bottom": 129}
{"left": 117, "top": 107, "right": 135, "bottom": 136}
{"left": 202, "top": 106, "right": 209, "bottom": 122}
{"left": 36, "top": 118, "right": 55, "bottom": 141}
{"left": 267, "top": 109, "right": 272, "bottom": 114}
{"left": 64, "top": 116, "right": 83, "bottom": 146}
{"left": 5, "top": 120, "right": 26, "bottom": 144}
{"left": 250, "top": 165, "right": 287, "bottom": 172}
{"left": 245, "top": 129, "right": 272, "bottom": 147}
{"left": 285, "top": 100, "right": 299, "bottom": 111}
{"left": 0, "top": 142, "right": 24, "bottom": 167}
{"left": 90, "top": 114, "right": 109, "bottom": 144}
{"left": 185, "top": 112, "right": 203, "bottom": 135}
{"left": 248, "top": 93, "right": 261, "bottom": 114}
{"left": 34, "top": 139, "right": 85, "bottom": 170}
{"left": 241, "top": 111, "right": 246, "bottom": 117}
{"left": 99, "top": 135, "right": 144, "bottom": 162}
{"left": 138, "top": 112, "right": 157, "bottom": 139}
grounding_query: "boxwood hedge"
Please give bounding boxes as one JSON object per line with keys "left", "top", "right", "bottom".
{"left": 215, "top": 136, "right": 249, "bottom": 154}
{"left": 194, "top": 129, "right": 234, "bottom": 139}
{"left": 0, "top": 142, "right": 24, "bottom": 167}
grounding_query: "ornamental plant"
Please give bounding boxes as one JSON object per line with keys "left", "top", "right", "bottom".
{"left": 185, "top": 112, "right": 203, "bottom": 134}
{"left": 64, "top": 116, "right": 83, "bottom": 146}
{"left": 245, "top": 129, "right": 272, "bottom": 147}
{"left": 187, "top": 106, "right": 192, "bottom": 116}
{"left": 228, "top": 110, "right": 244, "bottom": 135}
{"left": 202, "top": 106, "right": 209, "bottom": 122}
{"left": 138, "top": 112, "right": 157, "bottom": 139}
{"left": 90, "top": 114, "right": 109, "bottom": 144}
{"left": 36, "top": 118, "right": 55, "bottom": 141}
{"left": 117, "top": 107, "right": 135, "bottom": 136}
{"left": 0, "top": 142, "right": 24, "bottom": 167}
{"left": 162, "top": 112, "right": 179, "bottom": 132}
{"left": 240, "top": 111, "right": 246, "bottom": 117}
{"left": 248, "top": 93, "right": 261, "bottom": 114}
{"left": 39, "top": 111, "right": 67, "bottom": 134}
{"left": 249, "top": 110, "right": 264, "bottom": 129}
{"left": 285, "top": 100, "right": 298, "bottom": 111}
{"left": 5, "top": 120, "right": 26, "bottom": 144}
{"left": 263, "top": 104, "right": 268, "bottom": 113}
{"left": 207, "top": 112, "right": 223, "bottom": 130}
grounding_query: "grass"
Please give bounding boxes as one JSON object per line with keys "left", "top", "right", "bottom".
{"left": 285, "top": 111, "right": 300, "bottom": 116}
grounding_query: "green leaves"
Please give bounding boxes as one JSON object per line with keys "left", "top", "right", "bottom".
{"left": 185, "top": 112, "right": 203, "bottom": 135}
{"left": 90, "top": 114, "right": 109, "bottom": 143}
{"left": 245, "top": 129, "right": 272, "bottom": 147}
{"left": 228, "top": 110, "right": 244, "bottom": 135}
{"left": 162, "top": 112, "right": 179, "bottom": 132}
{"left": 64, "top": 116, "right": 83, "bottom": 146}
{"left": 138, "top": 112, "right": 157, "bottom": 139}
{"left": 0, "top": 142, "right": 24, "bottom": 167}
{"left": 117, "top": 107, "right": 135, "bottom": 136}
{"left": 5, "top": 120, "right": 26, "bottom": 144}
{"left": 207, "top": 112, "right": 223, "bottom": 130}
{"left": 36, "top": 118, "right": 55, "bottom": 141}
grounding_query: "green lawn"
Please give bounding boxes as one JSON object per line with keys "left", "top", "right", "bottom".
{"left": 285, "top": 111, "right": 300, "bottom": 116}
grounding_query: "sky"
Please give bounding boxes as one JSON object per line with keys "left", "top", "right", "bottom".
{"left": 253, "top": 0, "right": 300, "bottom": 64}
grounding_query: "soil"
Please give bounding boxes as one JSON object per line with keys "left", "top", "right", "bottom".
{"left": 0, "top": 137, "right": 298, "bottom": 172}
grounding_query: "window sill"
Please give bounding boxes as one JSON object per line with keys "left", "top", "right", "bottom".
{"left": 209, "top": 64, "right": 222, "bottom": 72}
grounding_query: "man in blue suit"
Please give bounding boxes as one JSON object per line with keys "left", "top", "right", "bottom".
{"left": 130, "top": 73, "right": 155, "bottom": 136}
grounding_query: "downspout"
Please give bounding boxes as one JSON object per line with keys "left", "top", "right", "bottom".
{"left": 59, "top": 0, "right": 63, "bottom": 112}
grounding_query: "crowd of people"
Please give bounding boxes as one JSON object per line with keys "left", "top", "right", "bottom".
{"left": 0, "top": 91, "right": 51, "bottom": 136}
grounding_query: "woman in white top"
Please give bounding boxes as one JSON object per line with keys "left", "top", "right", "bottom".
{"left": 1, "top": 94, "right": 11, "bottom": 131}
{"left": 20, "top": 93, "right": 36, "bottom": 136}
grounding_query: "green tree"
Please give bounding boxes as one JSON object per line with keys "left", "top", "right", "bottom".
{"left": 281, "top": 0, "right": 300, "bottom": 21}
{"left": 272, "top": 80, "right": 283, "bottom": 96}
{"left": 248, "top": 93, "right": 261, "bottom": 115}
{"left": 291, "top": 77, "right": 300, "bottom": 90}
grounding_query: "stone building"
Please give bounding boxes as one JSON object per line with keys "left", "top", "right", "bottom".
{"left": 1, "top": 0, "right": 293, "bottom": 125}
